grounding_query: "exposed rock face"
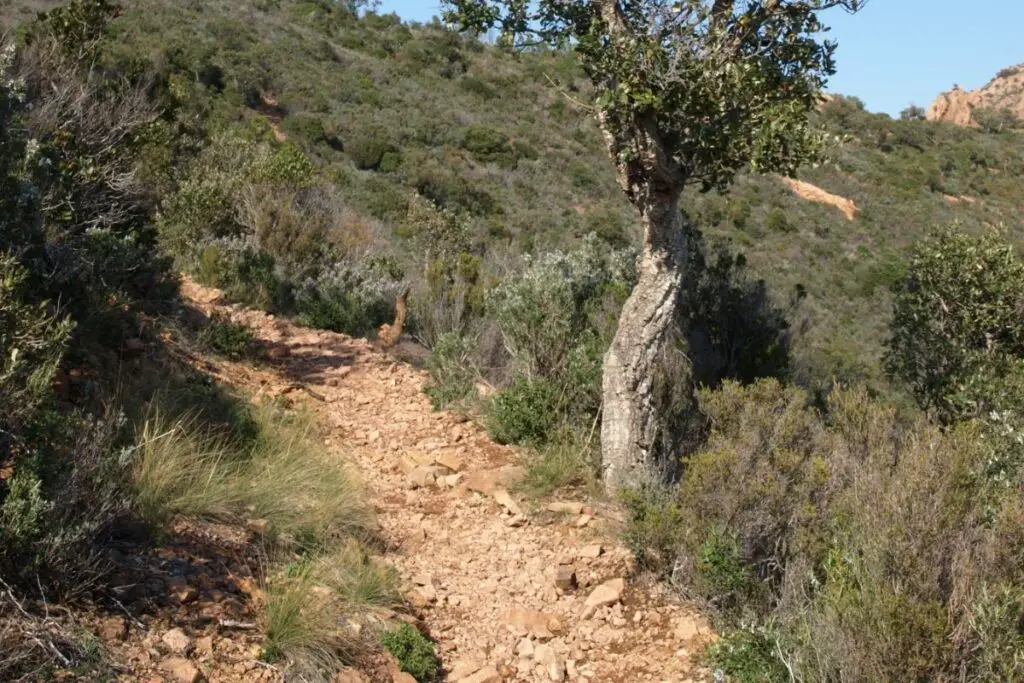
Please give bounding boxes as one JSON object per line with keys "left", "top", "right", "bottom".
{"left": 928, "top": 65, "right": 1024, "bottom": 127}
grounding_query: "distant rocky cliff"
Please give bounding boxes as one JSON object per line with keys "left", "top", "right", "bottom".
{"left": 928, "top": 64, "right": 1024, "bottom": 127}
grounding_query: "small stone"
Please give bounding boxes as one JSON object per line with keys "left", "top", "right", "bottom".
{"left": 459, "top": 666, "right": 502, "bottom": 683}
{"left": 582, "top": 578, "right": 625, "bottom": 618}
{"left": 505, "top": 607, "right": 558, "bottom": 640}
{"left": 546, "top": 501, "right": 584, "bottom": 515}
{"left": 408, "top": 585, "right": 437, "bottom": 608}
{"left": 534, "top": 643, "right": 565, "bottom": 682}
{"left": 407, "top": 466, "right": 438, "bottom": 489}
{"left": 443, "top": 473, "right": 464, "bottom": 488}
{"left": 674, "top": 616, "right": 700, "bottom": 641}
{"left": 175, "top": 585, "right": 199, "bottom": 604}
{"left": 517, "top": 638, "right": 535, "bottom": 658}
{"left": 160, "top": 656, "right": 203, "bottom": 683}
{"left": 195, "top": 636, "right": 214, "bottom": 658}
{"left": 435, "top": 452, "right": 465, "bottom": 472}
{"left": 555, "top": 567, "right": 578, "bottom": 592}
{"left": 161, "top": 628, "right": 193, "bottom": 655}
{"left": 412, "top": 573, "right": 435, "bottom": 587}
{"left": 574, "top": 514, "right": 592, "bottom": 528}
{"left": 507, "top": 514, "right": 528, "bottom": 527}
{"left": 578, "top": 544, "right": 604, "bottom": 559}
{"left": 447, "top": 659, "right": 483, "bottom": 681}
{"left": 492, "top": 488, "right": 523, "bottom": 516}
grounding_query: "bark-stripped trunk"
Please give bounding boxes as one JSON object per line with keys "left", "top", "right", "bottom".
{"left": 601, "top": 187, "right": 690, "bottom": 491}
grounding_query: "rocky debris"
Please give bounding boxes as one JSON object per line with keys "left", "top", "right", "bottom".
{"left": 407, "top": 465, "right": 442, "bottom": 489}
{"left": 161, "top": 277, "right": 716, "bottom": 683}
{"left": 464, "top": 466, "right": 526, "bottom": 495}
{"left": 492, "top": 488, "right": 523, "bottom": 516}
{"left": 546, "top": 501, "right": 584, "bottom": 515}
{"left": 161, "top": 628, "right": 194, "bottom": 655}
{"left": 160, "top": 656, "right": 204, "bottom": 683}
{"left": 675, "top": 616, "right": 700, "bottom": 642}
{"left": 555, "top": 567, "right": 577, "bottom": 592}
{"left": 505, "top": 607, "right": 562, "bottom": 640}
{"left": 506, "top": 514, "right": 528, "bottom": 527}
{"left": 454, "top": 665, "right": 502, "bottom": 683}
{"left": 534, "top": 643, "right": 565, "bottom": 682}
{"left": 97, "top": 617, "right": 127, "bottom": 641}
{"left": 195, "top": 635, "right": 214, "bottom": 658}
{"left": 582, "top": 578, "right": 626, "bottom": 618}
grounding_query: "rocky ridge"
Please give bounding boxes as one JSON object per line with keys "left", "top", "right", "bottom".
{"left": 927, "top": 64, "right": 1024, "bottom": 127}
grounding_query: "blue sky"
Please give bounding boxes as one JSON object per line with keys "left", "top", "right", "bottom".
{"left": 377, "top": 1, "right": 1022, "bottom": 117}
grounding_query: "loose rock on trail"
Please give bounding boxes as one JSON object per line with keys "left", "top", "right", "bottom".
{"left": 156, "top": 279, "right": 718, "bottom": 683}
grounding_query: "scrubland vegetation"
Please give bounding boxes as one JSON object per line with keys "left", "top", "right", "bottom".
{"left": 0, "top": 0, "right": 1023, "bottom": 680}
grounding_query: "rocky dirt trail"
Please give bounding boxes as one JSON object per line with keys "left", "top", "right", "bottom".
{"left": 181, "top": 279, "right": 716, "bottom": 683}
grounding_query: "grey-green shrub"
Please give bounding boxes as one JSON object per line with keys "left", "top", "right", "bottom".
{"left": 294, "top": 262, "right": 404, "bottom": 337}
{"left": 624, "top": 378, "right": 1024, "bottom": 682}
{"left": 424, "top": 332, "right": 476, "bottom": 409}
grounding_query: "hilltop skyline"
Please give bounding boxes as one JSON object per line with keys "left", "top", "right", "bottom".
{"left": 377, "top": 0, "right": 1023, "bottom": 118}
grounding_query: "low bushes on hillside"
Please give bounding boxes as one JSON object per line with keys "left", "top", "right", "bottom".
{"left": 624, "top": 378, "right": 1024, "bottom": 682}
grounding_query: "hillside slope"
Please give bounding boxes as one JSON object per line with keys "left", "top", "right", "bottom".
{"left": 4, "top": 3, "right": 1024, "bottom": 396}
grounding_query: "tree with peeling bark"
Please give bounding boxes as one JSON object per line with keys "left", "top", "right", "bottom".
{"left": 442, "top": 0, "right": 865, "bottom": 491}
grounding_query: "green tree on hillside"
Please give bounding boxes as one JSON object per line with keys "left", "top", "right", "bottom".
{"left": 443, "top": 0, "right": 865, "bottom": 489}
{"left": 887, "top": 225, "right": 1024, "bottom": 428}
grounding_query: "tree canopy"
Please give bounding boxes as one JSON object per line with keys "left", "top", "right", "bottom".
{"left": 444, "top": 0, "right": 866, "bottom": 196}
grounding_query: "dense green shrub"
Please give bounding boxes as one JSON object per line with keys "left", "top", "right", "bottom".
{"left": 462, "top": 124, "right": 519, "bottom": 168}
{"left": 486, "top": 377, "right": 560, "bottom": 446}
{"left": 380, "top": 623, "right": 439, "bottom": 682}
{"left": 294, "top": 262, "right": 403, "bottom": 336}
{"left": 624, "top": 378, "right": 1024, "bottom": 682}
{"left": 346, "top": 128, "right": 393, "bottom": 170}
{"left": 198, "top": 314, "right": 258, "bottom": 360}
{"left": 887, "top": 226, "right": 1024, "bottom": 425}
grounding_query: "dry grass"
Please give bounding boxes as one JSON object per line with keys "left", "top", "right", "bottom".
{"left": 131, "top": 397, "right": 392, "bottom": 680}
{"left": 0, "top": 578, "right": 106, "bottom": 682}
{"left": 130, "top": 402, "right": 374, "bottom": 549}
{"left": 262, "top": 541, "right": 400, "bottom": 681}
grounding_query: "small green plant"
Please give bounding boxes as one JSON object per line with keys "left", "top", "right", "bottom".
{"left": 620, "top": 484, "right": 686, "bottom": 574}
{"left": 519, "top": 428, "right": 599, "bottom": 498}
{"left": 380, "top": 622, "right": 440, "bottom": 683}
{"left": 198, "top": 314, "right": 258, "bottom": 359}
{"left": 485, "top": 377, "right": 560, "bottom": 446}
{"left": 704, "top": 628, "right": 788, "bottom": 683}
